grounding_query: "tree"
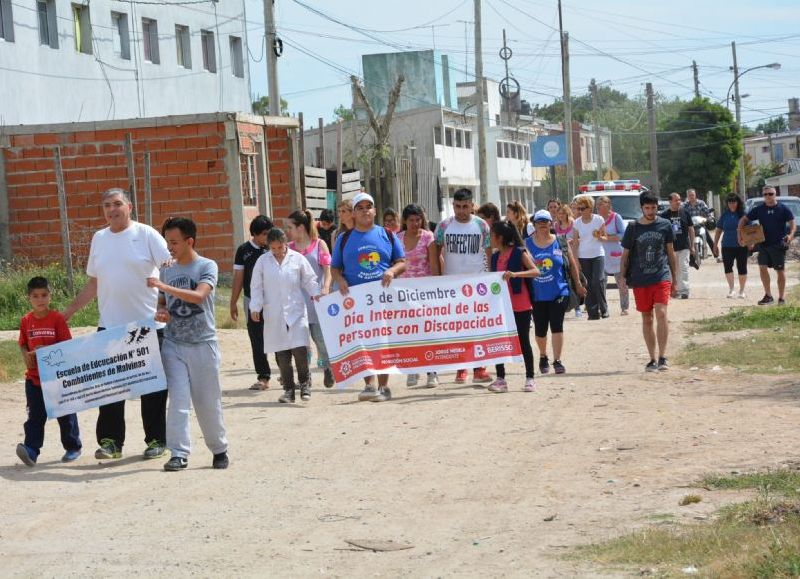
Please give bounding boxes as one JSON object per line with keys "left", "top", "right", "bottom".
{"left": 333, "top": 104, "right": 354, "bottom": 122}
{"left": 754, "top": 161, "right": 784, "bottom": 191}
{"left": 251, "top": 95, "right": 289, "bottom": 116}
{"left": 658, "top": 98, "right": 742, "bottom": 197}
{"left": 754, "top": 116, "right": 788, "bottom": 135}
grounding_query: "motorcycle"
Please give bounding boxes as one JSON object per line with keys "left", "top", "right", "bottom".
{"left": 692, "top": 215, "right": 708, "bottom": 262}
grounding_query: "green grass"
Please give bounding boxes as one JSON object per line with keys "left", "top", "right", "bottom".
{"left": 701, "top": 471, "right": 800, "bottom": 498}
{"left": 677, "top": 329, "right": 800, "bottom": 373}
{"left": 0, "top": 340, "right": 26, "bottom": 382}
{"left": 0, "top": 261, "right": 98, "bottom": 330}
{"left": 691, "top": 306, "right": 800, "bottom": 333}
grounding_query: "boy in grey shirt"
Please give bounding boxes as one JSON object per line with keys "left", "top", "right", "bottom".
{"left": 148, "top": 217, "right": 229, "bottom": 471}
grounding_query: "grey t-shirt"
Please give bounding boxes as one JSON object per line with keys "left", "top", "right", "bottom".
{"left": 160, "top": 256, "right": 218, "bottom": 343}
{"left": 621, "top": 217, "right": 674, "bottom": 288}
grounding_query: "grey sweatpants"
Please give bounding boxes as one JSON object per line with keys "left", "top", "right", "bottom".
{"left": 162, "top": 339, "right": 228, "bottom": 459}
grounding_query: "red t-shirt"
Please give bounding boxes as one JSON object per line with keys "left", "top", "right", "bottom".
{"left": 496, "top": 250, "right": 533, "bottom": 312}
{"left": 18, "top": 310, "right": 72, "bottom": 386}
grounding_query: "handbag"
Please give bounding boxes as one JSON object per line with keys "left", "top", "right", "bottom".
{"left": 556, "top": 236, "right": 587, "bottom": 312}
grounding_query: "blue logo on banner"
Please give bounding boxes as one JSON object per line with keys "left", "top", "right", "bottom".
{"left": 327, "top": 304, "right": 340, "bottom": 317}
{"left": 532, "top": 135, "right": 567, "bottom": 167}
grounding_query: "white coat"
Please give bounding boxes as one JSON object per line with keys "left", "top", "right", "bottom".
{"left": 249, "top": 248, "right": 321, "bottom": 353}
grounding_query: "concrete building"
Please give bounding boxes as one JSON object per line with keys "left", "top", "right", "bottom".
{"left": 0, "top": 0, "right": 251, "bottom": 125}
{"left": 744, "top": 129, "right": 800, "bottom": 169}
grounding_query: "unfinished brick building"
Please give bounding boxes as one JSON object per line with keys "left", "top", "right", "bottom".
{"left": 0, "top": 113, "right": 301, "bottom": 272}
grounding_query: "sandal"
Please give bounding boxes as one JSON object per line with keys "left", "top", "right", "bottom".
{"left": 249, "top": 380, "right": 269, "bottom": 391}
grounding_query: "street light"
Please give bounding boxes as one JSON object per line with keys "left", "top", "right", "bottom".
{"left": 727, "top": 52, "right": 781, "bottom": 197}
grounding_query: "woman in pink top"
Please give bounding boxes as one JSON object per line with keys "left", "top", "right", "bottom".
{"left": 398, "top": 204, "right": 440, "bottom": 388}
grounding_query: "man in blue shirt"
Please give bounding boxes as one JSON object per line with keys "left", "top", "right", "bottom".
{"left": 738, "top": 186, "right": 796, "bottom": 305}
{"left": 331, "top": 192, "right": 406, "bottom": 402}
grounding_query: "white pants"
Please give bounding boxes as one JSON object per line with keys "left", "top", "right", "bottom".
{"left": 676, "top": 249, "right": 690, "bottom": 296}
{"left": 162, "top": 339, "right": 228, "bottom": 459}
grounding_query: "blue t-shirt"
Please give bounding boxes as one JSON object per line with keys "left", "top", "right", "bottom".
{"left": 717, "top": 211, "right": 743, "bottom": 248}
{"left": 331, "top": 225, "right": 405, "bottom": 287}
{"left": 746, "top": 202, "right": 794, "bottom": 247}
{"left": 526, "top": 237, "right": 569, "bottom": 302}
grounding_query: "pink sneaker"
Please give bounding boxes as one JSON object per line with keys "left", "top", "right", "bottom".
{"left": 488, "top": 378, "right": 508, "bottom": 393}
{"left": 523, "top": 378, "right": 536, "bottom": 392}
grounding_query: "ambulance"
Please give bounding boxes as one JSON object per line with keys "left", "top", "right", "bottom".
{"left": 575, "top": 180, "right": 647, "bottom": 222}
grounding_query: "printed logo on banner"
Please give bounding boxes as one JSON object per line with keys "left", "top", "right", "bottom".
{"left": 476, "top": 283, "right": 487, "bottom": 296}
{"left": 358, "top": 251, "right": 381, "bottom": 270}
{"left": 473, "top": 344, "right": 486, "bottom": 358}
{"left": 42, "top": 349, "right": 65, "bottom": 367}
{"left": 425, "top": 351, "right": 434, "bottom": 361}
{"left": 491, "top": 282, "right": 502, "bottom": 295}
{"left": 343, "top": 297, "right": 355, "bottom": 310}
{"left": 461, "top": 284, "right": 473, "bottom": 297}
{"left": 327, "top": 304, "right": 340, "bottom": 317}
{"left": 341, "top": 361, "right": 352, "bottom": 376}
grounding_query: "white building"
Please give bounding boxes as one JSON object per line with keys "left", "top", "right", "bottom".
{"left": 744, "top": 130, "right": 800, "bottom": 169}
{"left": 0, "top": 0, "right": 251, "bottom": 124}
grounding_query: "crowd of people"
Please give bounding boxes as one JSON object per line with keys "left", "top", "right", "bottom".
{"left": 14, "top": 185, "right": 795, "bottom": 470}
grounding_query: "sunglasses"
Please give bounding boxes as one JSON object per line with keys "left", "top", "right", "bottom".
{"left": 764, "top": 192, "right": 776, "bottom": 196}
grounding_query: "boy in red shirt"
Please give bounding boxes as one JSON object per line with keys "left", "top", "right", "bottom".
{"left": 16, "top": 277, "right": 82, "bottom": 466}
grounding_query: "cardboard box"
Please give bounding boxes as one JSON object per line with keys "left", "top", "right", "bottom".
{"left": 740, "top": 223, "right": 765, "bottom": 246}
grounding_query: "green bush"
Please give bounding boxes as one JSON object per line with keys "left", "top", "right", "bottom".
{"left": 0, "top": 261, "right": 98, "bottom": 330}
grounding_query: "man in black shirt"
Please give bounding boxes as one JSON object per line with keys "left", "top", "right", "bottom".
{"left": 659, "top": 192, "right": 695, "bottom": 299}
{"left": 230, "top": 215, "right": 274, "bottom": 390}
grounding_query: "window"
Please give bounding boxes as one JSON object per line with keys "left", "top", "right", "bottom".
{"left": 455, "top": 129, "right": 462, "bottom": 148}
{"left": 496, "top": 141, "right": 503, "bottom": 158}
{"left": 111, "top": 12, "right": 129, "bottom": 59}
{"left": 142, "top": 18, "right": 159, "bottom": 63}
{"left": 230, "top": 35, "right": 244, "bottom": 78}
{"left": 503, "top": 142, "right": 510, "bottom": 158}
{"left": 445, "top": 127, "right": 453, "bottom": 147}
{"left": 524, "top": 145, "right": 529, "bottom": 161}
{"left": 175, "top": 24, "right": 191, "bottom": 68}
{"left": 761, "top": 146, "right": 770, "bottom": 153}
{"left": 0, "top": 0, "right": 14, "bottom": 42}
{"left": 464, "top": 131, "right": 472, "bottom": 149}
{"left": 201, "top": 29, "right": 216, "bottom": 72}
{"left": 37, "top": 0, "right": 58, "bottom": 48}
{"left": 510, "top": 143, "right": 517, "bottom": 159}
{"left": 72, "top": 3, "right": 92, "bottom": 54}
{"left": 434, "top": 126, "right": 442, "bottom": 145}
{"left": 790, "top": 143, "right": 796, "bottom": 150}
{"left": 240, "top": 154, "right": 258, "bottom": 206}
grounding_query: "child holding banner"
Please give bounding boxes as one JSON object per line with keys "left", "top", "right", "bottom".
{"left": 16, "top": 277, "right": 82, "bottom": 467}
{"left": 149, "top": 217, "right": 229, "bottom": 472}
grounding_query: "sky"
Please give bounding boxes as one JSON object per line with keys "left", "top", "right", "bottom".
{"left": 242, "top": 0, "right": 800, "bottom": 128}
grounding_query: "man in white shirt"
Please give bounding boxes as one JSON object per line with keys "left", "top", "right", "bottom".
{"left": 434, "top": 188, "right": 493, "bottom": 384}
{"left": 64, "top": 188, "right": 172, "bottom": 461}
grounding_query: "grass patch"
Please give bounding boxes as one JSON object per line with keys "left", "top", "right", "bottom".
{"left": 0, "top": 261, "right": 98, "bottom": 330}
{"left": 701, "top": 471, "right": 800, "bottom": 498}
{"left": 0, "top": 340, "right": 26, "bottom": 382}
{"left": 679, "top": 494, "right": 702, "bottom": 506}
{"left": 677, "top": 328, "right": 800, "bottom": 373}
{"left": 691, "top": 306, "right": 800, "bottom": 333}
{"left": 215, "top": 286, "right": 242, "bottom": 330}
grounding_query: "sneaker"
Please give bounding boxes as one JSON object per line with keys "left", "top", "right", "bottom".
{"left": 553, "top": 360, "right": 566, "bottom": 374}
{"left": 454, "top": 369, "right": 468, "bottom": 384}
{"left": 539, "top": 356, "right": 550, "bottom": 374}
{"left": 645, "top": 360, "right": 658, "bottom": 372}
{"left": 680, "top": 294, "right": 689, "bottom": 300}
{"left": 575, "top": 308, "right": 584, "bottom": 318}
{"left": 758, "top": 295, "right": 774, "bottom": 305}
{"left": 778, "top": 298, "right": 786, "bottom": 306}
{"left": 300, "top": 383, "right": 311, "bottom": 402}
{"left": 279, "top": 388, "right": 296, "bottom": 403}
{"left": 727, "top": 289, "right": 737, "bottom": 299}
{"left": 488, "top": 378, "right": 508, "bottom": 393}
{"left": 164, "top": 456, "right": 188, "bottom": 471}
{"left": 371, "top": 387, "right": 392, "bottom": 402}
{"left": 95, "top": 438, "right": 121, "bottom": 459}
{"left": 523, "top": 378, "right": 536, "bottom": 392}
{"left": 358, "top": 386, "right": 379, "bottom": 401}
{"left": 601, "top": 311, "right": 610, "bottom": 319}
{"left": 425, "top": 373, "right": 439, "bottom": 388}
{"left": 143, "top": 440, "right": 166, "bottom": 459}
{"left": 657, "top": 357, "right": 669, "bottom": 371}
{"left": 620, "top": 309, "right": 629, "bottom": 316}
{"left": 472, "top": 368, "right": 493, "bottom": 383}
{"left": 61, "top": 449, "right": 81, "bottom": 463}
{"left": 249, "top": 379, "right": 269, "bottom": 391}
{"left": 323, "top": 368, "right": 335, "bottom": 388}
{"left": 16, "top": 443, "right": 36, "bottom": 467}
{"left": 737, "top": 291, "right": 746, "bottom": 299}
{"left": 212, "top": 452, "right": 229, "bottom": 470}
{"left": 406, "top": 374, "right": 420, "bottom": 388}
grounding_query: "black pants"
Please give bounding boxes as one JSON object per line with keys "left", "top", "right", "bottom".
{"left": 276, "top": 346, "right": 310, "bottom": 389}
{"left": 533, "top": 300, "right": 567, "bottom": 337}
{"left": 722, "top": 246, "right": 748, "bottom": 275}
{"left": 579, "top": 256, "right": 607, "bottom": 318}
{"left": 24, "top": 379, "right": 81, "bottom": 459}
{"left": 247, "top": 313, "right": 272, "bottom": 380}
{"left": 496, "top": 310, "right": 534, "bottom": 379}
{"left": 95, "top": 327, "right": 167, "bottom": 449}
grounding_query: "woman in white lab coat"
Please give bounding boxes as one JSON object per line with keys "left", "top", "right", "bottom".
{"left": 250, "top": 228, "right": 320, "bottom": 404}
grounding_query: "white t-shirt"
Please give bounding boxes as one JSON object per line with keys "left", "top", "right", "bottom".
{"left": 86, "top": 221, "right": 171, "bottom": 328}
{"left": 573, "top": 214, "right": 606, "bottom": 259}
{"left": 434, "top": 215, "right": 491, "bottom": 275}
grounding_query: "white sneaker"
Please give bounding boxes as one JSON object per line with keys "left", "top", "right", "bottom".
{"left": 406, "top": 374, "right": 419, "bottom": 387}
{"left": 424, "top": 373, "right": 439, "bottom": 388}
{"left": 738, "top": 291, "right": 746, "bottom": 299}
{"left": 574, "top": 308, "right": 583, "bottom": 318}
{"left": 727, "top": 289, "right": 736, "bottom": 299}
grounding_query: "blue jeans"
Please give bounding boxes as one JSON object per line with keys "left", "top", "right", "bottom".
{"left": 23, "top": 379, "right": 81, "bottom": 459}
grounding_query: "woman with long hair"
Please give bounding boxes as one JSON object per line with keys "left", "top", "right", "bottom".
{"left": 383, "top": 207, "right": 401, "bottom": 233}
{"left": 572, "top": 195, "right": 607, "bottom": 320}
{"left": 596, "top": 196, "right": 630, "bottom": 316}
{"left": 555, "top": 203, "right": 583, "bottom": 318}
{"left": 487, "top": 221, "right": 539, "bottom": 393}
{"left": 332, "top": 199, "right": 354, "bottom": 248}
{"left": 713, "top": 193, "right": 748, "bottom": 298}
{"left": 506, "top": 200, "right": 532, "bottom": 239}
{"left": 286, "top": 209, "right": 334, "bottom": 388}
{"left": 398, "top": 204, "right": 441, "bottom": 388}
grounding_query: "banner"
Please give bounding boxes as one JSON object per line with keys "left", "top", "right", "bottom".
{"left": 532, "top": 135, "right": 567, "bottom": 167}
{"left": 315, "top": 273, "right": 522, "bottom": 387}
{"left": 37, "top": 319, "right": 167, "bottom": 419}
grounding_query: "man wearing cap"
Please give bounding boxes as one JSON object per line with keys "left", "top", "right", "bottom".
{"left": 331, "top": 193, "right": 406, "bottom": 402}
{"left": 738, "top": 185, "right": 796, "bottom": 305}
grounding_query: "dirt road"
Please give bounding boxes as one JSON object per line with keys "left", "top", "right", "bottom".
{"left": 2, "top": 263, "right": 798, "bottom": 577}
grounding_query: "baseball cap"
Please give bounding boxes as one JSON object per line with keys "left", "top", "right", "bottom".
{"left": 352, "top": 192, "right": 375, "bottom": 208}
{"left": 533, "top": 209, "right": 553, "bottom": 222}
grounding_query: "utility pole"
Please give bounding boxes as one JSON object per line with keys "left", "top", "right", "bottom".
{"left": 474, "top": 0, "right": 488, "bottom": 204}
{"left": 692, "top": 60, "right": 700, "bottom": 99}
{"left": 264, "top": 0, "right": 281, "bottom": 116}
{"left": 558, "top": 1, "right": 575, "bottom": 197}
{"left": 590, "top": 78, "right": 602, "bottom": 180}
{"left": 646, "top": 82, "right": 660, "bottom": 196}
{"left": 731, "top": 41, "right": 746, "bottom": 197}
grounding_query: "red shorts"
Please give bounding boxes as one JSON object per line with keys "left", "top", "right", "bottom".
{"left": 633, "top": 281, "right": 672, "bottom": 313}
